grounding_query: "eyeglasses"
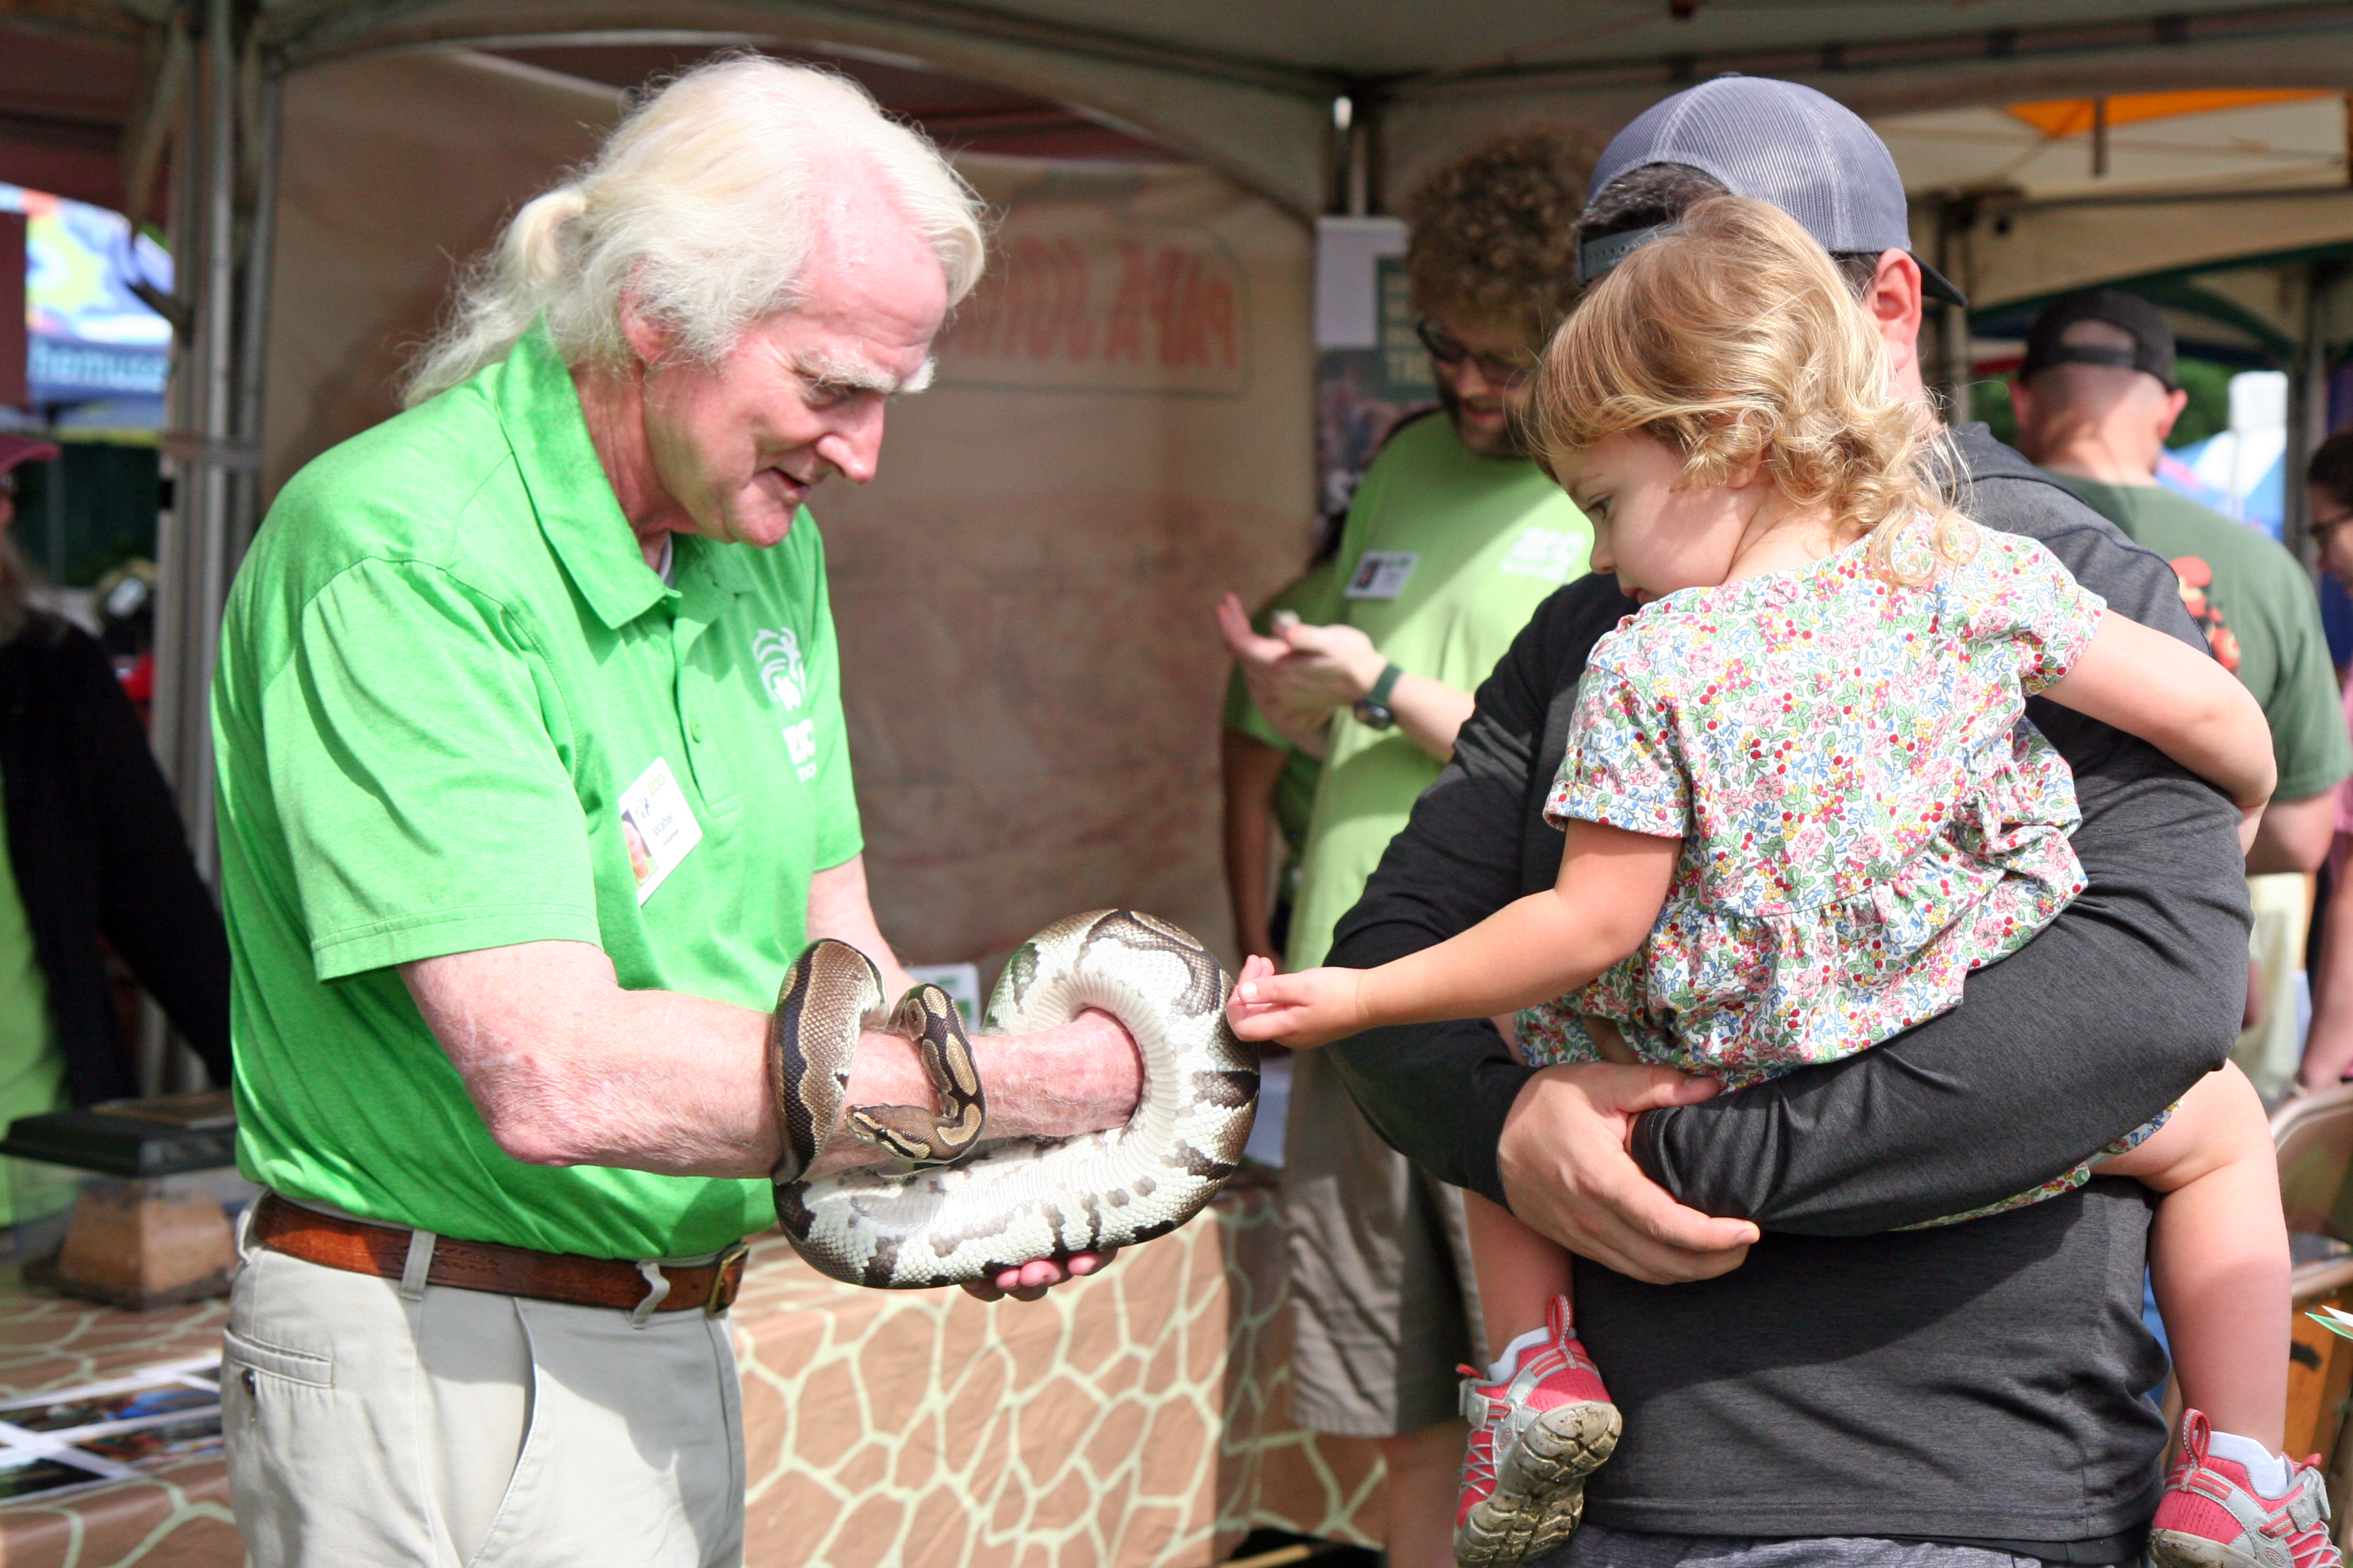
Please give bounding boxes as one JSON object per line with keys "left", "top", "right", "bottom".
{"left": 1414, "top": 321, "right": 1538, "bottom": 390}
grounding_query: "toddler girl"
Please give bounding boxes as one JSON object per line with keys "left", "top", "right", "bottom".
{"left": 1229, "top": 197, "right": 2311, "bottom": 1568}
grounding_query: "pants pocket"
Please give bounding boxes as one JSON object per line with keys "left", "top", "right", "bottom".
{"left": 223, "top": 1324, "right": 334, "bottom": 1390}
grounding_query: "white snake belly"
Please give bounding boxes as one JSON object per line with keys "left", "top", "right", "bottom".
{"left": 774, "top": 909, "right": 1259, "bottom": 1289}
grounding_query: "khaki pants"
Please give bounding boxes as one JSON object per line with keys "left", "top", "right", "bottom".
{"left": 2234, "top": 871, "right": 2313, "bottom": 1102}
{"left": 1280, "top": 1047, "right": 1486, "bottom": 1438}
{"left": 225, "top": 1225, "right": 745, "bottom": 1568}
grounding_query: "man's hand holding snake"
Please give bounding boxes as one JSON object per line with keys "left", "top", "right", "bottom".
{"left": 818, "top": 1005, "right": 1143, "bottom": 1301}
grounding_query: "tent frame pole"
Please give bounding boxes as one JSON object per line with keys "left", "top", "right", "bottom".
{"left": 2289, "top": 259, "right": 2339, "bottom": 567}
{"left": 146, "top": 0, "right": 272, "bottom": 1089}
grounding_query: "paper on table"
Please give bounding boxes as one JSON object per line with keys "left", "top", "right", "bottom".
{"left": 2306, "top": 1304, "right": 2353, "bottom": 1340}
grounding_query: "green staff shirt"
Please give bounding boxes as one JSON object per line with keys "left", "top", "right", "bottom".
{"left": 0, "top": 777, "right": 64, "bottom": 1222}
{"left": 1285, "top": 414, "right": 1592, "bottom": 970}
{"left": 2051, "top": 474, "right": 2353, "bottom": 803}
{"left": 214, "top": 323, "right": 863, "bottom": 1261}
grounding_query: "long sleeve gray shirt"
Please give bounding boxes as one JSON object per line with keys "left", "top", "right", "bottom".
{"left": 1323, "top": 427, "right": 2248, "bottom": 1550}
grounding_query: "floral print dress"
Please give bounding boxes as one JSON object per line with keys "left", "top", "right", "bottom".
{"left": 1517, "top": 523, "right": 2166, "bottom": 1224}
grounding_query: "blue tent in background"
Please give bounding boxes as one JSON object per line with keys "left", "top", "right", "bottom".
{"left": 7, "top": 184, "right": 170, "bottom": 430}
{"left": 2160, "top": 437, "right": 2284, "bottom": 537}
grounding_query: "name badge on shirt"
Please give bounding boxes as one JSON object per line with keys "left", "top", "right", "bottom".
{"left": 1345, "top": 550, "right": 1420, "bottom": 600}
{"left": 618, "top": 756, "right": 704, "bottom": 906}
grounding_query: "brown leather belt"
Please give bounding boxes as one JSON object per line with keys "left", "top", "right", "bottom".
{"left": 250, "top": 1193, "right": 748, "bottom": 1316}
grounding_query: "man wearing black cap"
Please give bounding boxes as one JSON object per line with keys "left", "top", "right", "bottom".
{"left": 1318, "top": 75, "right": 2267, "bottom": 1568}
{"left": 2014, "top": 289, "right": 2351, "bottom": 1100}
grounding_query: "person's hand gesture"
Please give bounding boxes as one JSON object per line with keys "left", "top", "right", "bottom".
{"left": 1226, "top": 955, "right": 1371, "bottom": 1050}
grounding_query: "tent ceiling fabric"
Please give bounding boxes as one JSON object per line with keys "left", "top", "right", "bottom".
{"left": 23, "top": 0, "right": 2353, "bottom": 215}
{"left": 1884, "top": 92, "right": 2350, "bottom": 202}
{"left": 12, "top": 0, "right": 2353, "bottom": 299}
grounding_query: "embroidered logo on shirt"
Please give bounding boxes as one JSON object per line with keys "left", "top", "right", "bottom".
{"left": 752, "top": 627, "right": 808, "bottom": 712}
{"left": 1498, "top": 526, "right": 1585, "bottom": 584}
{"left": 784, "top": 718, "right": 818, "bottom": 782}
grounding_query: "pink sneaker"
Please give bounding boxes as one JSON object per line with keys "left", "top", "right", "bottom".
{"left": 2151, "top": 1408, "right": 2341, "bottom": 1568}
{"left": 1453, "top": 1296, "right": 1622, "bottom": 1568}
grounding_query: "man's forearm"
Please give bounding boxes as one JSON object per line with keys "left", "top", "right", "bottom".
{"left": 809, "top": 1013, "right": 1141, "bottom": 1177}
{"left": 1222, "top": 730, "right": 1286, "bottom": 960}
{"left": 2248, "top": 791, "right": 2336, "bottom": 876}
{"left": 1388, "top": 671, "right": 1477, "bottom": 762}
{"left": 2302, "top": 845, "right": 2353, "bottom": 1089}
{"left": 404, "top": 941, "right": 1140, "bottom": 1181}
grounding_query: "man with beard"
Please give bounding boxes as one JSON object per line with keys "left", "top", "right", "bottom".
{"left": 1215, "top": 130, "right": 1595, "bottom": 1568}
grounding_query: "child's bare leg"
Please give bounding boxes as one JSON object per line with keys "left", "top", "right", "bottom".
{"left": 1466, "top": 1189, "right": 1574, "bottom": 1363}
{"left": 2100, "top": 1062, "right": 2287, "bottom": 1451}
{"left": 1455, "top": 1190, "right": 1616, "bottom": 1568}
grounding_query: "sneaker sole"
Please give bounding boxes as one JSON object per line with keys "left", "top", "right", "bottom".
{"left": 1453, "top": 1401, "right": 1622, "bottom": 1568}
{"left": 2150, "top": 1530, "right": 2267, "bottom": 1568}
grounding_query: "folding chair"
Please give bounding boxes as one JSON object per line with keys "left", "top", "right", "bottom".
{"left": 2273, "top": 1084, "right": 2353, "bottom": 1535}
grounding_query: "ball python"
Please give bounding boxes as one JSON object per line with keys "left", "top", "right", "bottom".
{"left": 769, "top": 909, "right": 1258, "bottom": 1289}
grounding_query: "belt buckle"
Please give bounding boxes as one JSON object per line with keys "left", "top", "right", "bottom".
{"left": 706, "top": 1241, "right": 750, "bottom": 1315}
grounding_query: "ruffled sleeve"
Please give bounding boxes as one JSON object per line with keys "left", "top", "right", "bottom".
{"left": 1968, "top": 531, "right": 2108, "bottom": 694}
{"left": 1543, "top": 667, "right": 1691, "bottom": 839}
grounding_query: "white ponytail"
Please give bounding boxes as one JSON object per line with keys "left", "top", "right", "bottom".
{"left": 403, "top": 56, "right": 986, "bottom": 406}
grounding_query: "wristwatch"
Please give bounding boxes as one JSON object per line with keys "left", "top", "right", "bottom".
{"left": 1352, "top": 662, "right": 1405, "bottom": 730}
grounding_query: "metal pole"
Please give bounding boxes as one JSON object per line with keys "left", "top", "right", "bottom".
{"left": 1934, "top": 197, "right": 1972, "bottom": 423}
{"left": 146, "top": 7, "right": 200, "bottom": 840}
{"left": 2289, "top": 261, "right": 2334, "bottom": 568}
{"left": 152, "top": 0, "right": 236, "bottom": 879}
{"left": 1345, "top": 111, "right": 1369, "bottom": 217}
{"left": 229, "top": 62, "right": 278, "bottom": 564}
{"left": 143, "top": 0, "right": 242, "bottom": 1089}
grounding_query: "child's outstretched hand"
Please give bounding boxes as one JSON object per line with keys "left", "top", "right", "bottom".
{"left": 1226, "top": 956, "right": 1372, "bottom": 1050}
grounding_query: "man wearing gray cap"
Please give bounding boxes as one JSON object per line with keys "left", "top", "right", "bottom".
{"left": 1322, "top": 76, "right": 2261, "bottom": 1568}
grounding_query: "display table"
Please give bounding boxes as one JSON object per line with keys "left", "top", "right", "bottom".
{"left": 735, "top": 1170, "right": 1379, "bottom": 1567}
{"left": 0, "top": 1282, "right": 240, "bottom": 1564}
{"left": 0, "top": 1172, "right": 1379, "bottom": 1567}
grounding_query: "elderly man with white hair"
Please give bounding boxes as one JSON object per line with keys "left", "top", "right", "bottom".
{"left": 212, "top": 59, "right": 1140, "bottom": 1567}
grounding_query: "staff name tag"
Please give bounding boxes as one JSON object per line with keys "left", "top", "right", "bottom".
{"left": 1345, "top": 550, "right": 1420, "bottom": 600}
{"left": 618, "top": 756, "right": 704, "bottom": 905}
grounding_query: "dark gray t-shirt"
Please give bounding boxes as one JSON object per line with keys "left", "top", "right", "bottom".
{"left": 1324, "top": 427, "right": 2248, "bottom": 1549}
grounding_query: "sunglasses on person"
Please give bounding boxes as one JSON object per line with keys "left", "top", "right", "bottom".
{"left": 1414, "top": 322, "right": 1538, "bottom": 389}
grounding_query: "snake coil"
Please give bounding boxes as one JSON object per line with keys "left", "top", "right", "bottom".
{"left": 770, "top": 909, "right": 1258, "bottom": 1289}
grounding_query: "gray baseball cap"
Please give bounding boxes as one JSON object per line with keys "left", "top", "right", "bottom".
{"left": 1581, "top": 75, "right": 1966, "bottom": 307}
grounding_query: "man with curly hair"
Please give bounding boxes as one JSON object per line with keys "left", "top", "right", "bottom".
{"left": 1216, "top": 129, "right": 1595, "bottom": 1567}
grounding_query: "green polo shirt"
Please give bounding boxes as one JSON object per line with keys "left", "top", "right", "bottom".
{"left": 214, "top": 323, "right": 862, "bottom": 1260}
{"left": 1285, "top": 413, "right": 1592, "bottom": 970}
{"left": 2052, "top": 474, "right": 2353, "bottom": 803}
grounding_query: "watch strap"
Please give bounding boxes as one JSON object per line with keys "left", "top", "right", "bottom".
{"left": 1366, "top": 662, "right": 1404, "bottom": 709}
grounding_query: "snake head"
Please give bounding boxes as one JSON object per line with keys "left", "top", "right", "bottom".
{"left": 849, "top": 1100, "right": 986, "bottom": 1170}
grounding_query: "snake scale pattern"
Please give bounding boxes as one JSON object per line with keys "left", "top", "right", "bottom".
{"left": 770, "top": 909, "right": 1258, "bottom": 1289}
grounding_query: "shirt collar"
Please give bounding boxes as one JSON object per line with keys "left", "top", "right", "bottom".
{"left": 493, "top": 321, "right": 671, "bottom": 630}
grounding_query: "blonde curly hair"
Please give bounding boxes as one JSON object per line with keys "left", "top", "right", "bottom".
{"left": 1535, "top": 195, "right": 1970, "bottom": 583}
